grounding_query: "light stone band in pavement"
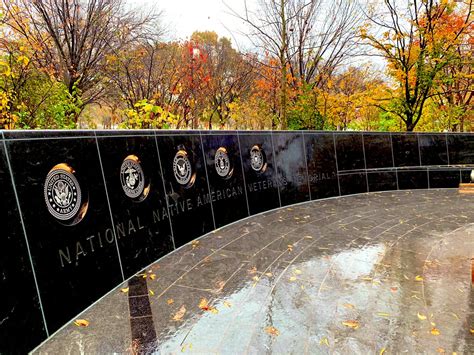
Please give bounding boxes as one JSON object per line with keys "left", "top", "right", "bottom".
{"left": 34, "top": 189, "right": 474, "bottom": 354}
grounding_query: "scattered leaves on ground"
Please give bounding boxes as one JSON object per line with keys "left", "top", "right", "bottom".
{"left": 172, "top": 305, "right": 186, "bottom": 321}
{"left": 198, "top": 298, "right": 218, "bottom": 314}
{"left": 319, "top": 337, "right": 329, "bottom": 346}
{"left": 342, "top": 320, "right": 360, "bottom": 329}
{"left": 120, "top": 287, "right": 129, "bottom": 293}
{"left": 265, "top": 326, "right": 280, "bottom": 336}
{"left": 74, "top": 319, "right": 89, "bottom": 327}
{"left": 431, "top": 327, "right": 440, "bottom": 335}
{"left": 417, "top": 313, "right": 427, "bottom": 320}
{"left": 167, "top": 299, "right": 174, "bottom": 305}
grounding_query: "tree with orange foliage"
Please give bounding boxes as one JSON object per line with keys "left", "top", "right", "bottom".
{"left": 363, "top": 0, "right": 472, "bottom": 131}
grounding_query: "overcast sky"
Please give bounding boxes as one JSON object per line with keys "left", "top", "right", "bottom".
{"left": 135, "top": 0, "right": 250, "bottom": 50}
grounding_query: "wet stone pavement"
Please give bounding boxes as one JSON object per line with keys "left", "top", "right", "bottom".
{"left": 34, "top": 190, "right": 474, "bottom": 354}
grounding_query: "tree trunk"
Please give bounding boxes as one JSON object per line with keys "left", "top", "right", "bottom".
{"left": 279, "top": 0, "right": 288, "bottom": 130}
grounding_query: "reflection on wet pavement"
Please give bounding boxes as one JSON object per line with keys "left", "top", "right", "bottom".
{"left": 34, "top": 190, "right": 474, "bottom": 354}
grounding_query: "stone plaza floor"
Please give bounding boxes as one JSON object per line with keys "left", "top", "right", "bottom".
{"left": 33, "top": 190, "right": 474, "bottom": 354}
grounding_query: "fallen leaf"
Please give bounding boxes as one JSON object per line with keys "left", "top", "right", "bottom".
{"left": 223, "top": 301, "right": 232, "bottom": 308}
{"left": 304, "top": 235, "right": 313, "bottom": 239}
{"left": 294, "top": 217, "right": 300, "bottom": 220}
{"left": 287, "top": 244, "right": 293, "bottom": 252}
{"left": 470, "top": 328, "right": 474, "bottom": 334}
{"left": 450, "top": 312, "right": 459, "bottom": 320}
{"left": 362, "top": 277, "right": 373, "bottom": 281}
{"left": 248, "top": 266, "right": 257, "bottom": 274}
{"left": 431, "top": 322, "right": 436, "bottom": 326}
{"left": 342, "top": 320, "right": 360, "bottom": 329}
{"left": 167, "top": 299, "right": 174, "bottom": 305}
{"left": 120, "top": 287, "right": 129, "bottom": 293}
{"left": 74, "top": 319, "right": 89, "bottom": 327}
{"left": 172, "top": 305, "right": 186, "bottom": 321}
{"left": 431, "top": 327, "right": 440, "bottom": 335}
{"left": 300, "top": 285, "right": 305, "bottom": 290}
{"left": 390, "top": 287, "right": 398, "bottom": 292}
{"left": 265, "top": 272, "right": 273, "bottom": 277}
{"left": 289, "top": 276, "right": 297, "bottom": 282}
{"left": 319, "top": 337, "right": 329, "bottom": 346}
{"left": 403, "top": 274, "right": 410, "bottom": 280}
{"left": 417, "top": 312, "right": 427, "bottom": 320}
{"left": 149, "top": 274, "right": 156, "bottom": 280}
{"left": 377, "top": 312, "right": 390, "bottom": 317}
{"left": 294, "top": 269, "right": 302, "bottom": 275}
{"left": 265, "top": 326, "right": 280, "bottom": 336}
{"left": 343, "top": 303, "right": 355, "bottom": 309}
{"left": 198, "top": 298, "right": 210, "bottom": 310}
{"left": 148, "top": 290, "right": 154, "bottom": 296}
{"left": 436, "top": 348, "right": 445, "bottom": 353}
{"left": 210, "top": 308, "right": 219, "bottom": 314}
{"left": 380, "top": 348, "right": 386, "bottom": 355}
{"left": 191, "top": 240, "right": 200, "bottom": 249}
{"left": 415, "top": 275, "right": 423, "bottom": 281}
{"left": 252, "top": 276, "right": 260, "bottom": 282}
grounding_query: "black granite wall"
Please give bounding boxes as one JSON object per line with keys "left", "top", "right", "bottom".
{"left": 1, "top": 130, "right": 473, "bottom": 352}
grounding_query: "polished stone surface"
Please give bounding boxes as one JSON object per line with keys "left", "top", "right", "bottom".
{"left": 34, "top": 190, "right": 474, "bottom": 354}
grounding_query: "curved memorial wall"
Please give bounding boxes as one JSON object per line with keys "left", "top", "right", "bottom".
{"left": 1, "top": 130, "right": 473, "bottom": 352}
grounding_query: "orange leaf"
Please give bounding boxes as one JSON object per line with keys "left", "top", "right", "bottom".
{"left": 265, "top": 326, "right": 280, "bottom": 336}
{"left": 74, "top": 319, "right": 89, "bottom": 327}
{"left": 167, "top": 299, "right": 174, "bottom": 305}
{"left": 431, "top": 327, "right": 440, "bottom": 335}
{"left": 172, "top": 305, "right": 186, "bottom": 321}
{"left": 342, "top": 320, "right": 360, "bottom": 329}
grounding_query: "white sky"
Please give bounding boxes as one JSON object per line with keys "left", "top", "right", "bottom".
{"left": 133, "top": 0, "right": 251, "bottom": 50}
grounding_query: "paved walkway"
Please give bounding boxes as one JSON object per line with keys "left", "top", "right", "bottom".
{"left": 34, "top": 190, "right": 474, "bottom": 354}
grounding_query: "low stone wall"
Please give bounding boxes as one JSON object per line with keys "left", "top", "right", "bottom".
{"left": 1, "top": 130, "right": 473, "bottom": 352}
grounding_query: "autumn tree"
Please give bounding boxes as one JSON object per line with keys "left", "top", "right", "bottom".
{"left": 1, "top": 0, "right": 161, "bottom": 124}
{"left": 363, "top": 0, "right": 473, "bottom": 131}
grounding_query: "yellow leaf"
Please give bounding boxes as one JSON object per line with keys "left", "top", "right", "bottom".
{"left": 120, "top": 287, "right": 129, "bottom": 293}
{"left": 431, "top": 327, "right": 440, "bottom": 335}
{"left": 149, "top": 290, "right": 154, "bottom": 296}
{"left": 380, "top": 348, "right": 386, "bottom": 355}
{"left": 417, "top": 313, "right": 427, "bottom": 320}
{"left": 248, "top": 266, "right": 257, "bottom": 274}
{"left": 265, "top": 272, "right": 273, "bottom": 277}
{"left": 342, "top": 320, "right": 360, "bottom": 329}
{"left": 210, "top": 307, "right": 219, "bottom": 314}
{"left": 223, "top": 301, "right": 232, "bottom": 308}
{"left": 415, "top": 275, "right": 423, "bottom": 281}
{"left": 289, "top": 276, "right": 297, "bottom": 282}
{"left": 362, "top": 277, "right": 373, "bottom": 281}
{"left": 74, "top": 319, "right": 89, "bottom": 327}
{"left": 470, "top": 328, "right": 474, "bottom": 334}
{"left": 167, "top": 299, "right": 174, "bottom": 305}
{"left": 287, "top": 244, "right": 293, "bottom": 252}
{"left": 198, "top": 298, "right": 209, "bottom": 309}
{"left": 319, "top": 337, "right": 329, "bottom": 346}
{"left": 377, "top": 312, "right": 390, "bottom": 317}
{"left": 252, "top": 276, "right": 260, "bottom": 282}
{"left": 149, "top": 273, "right": 156, "bottom": 280}
{"left": 191, "top": 240, "right": 200, "bottom": 249}
{"left": 172, "top": 305, "right": 186, "bottom": 321}
{"left": 343, "top": 303, "right": 355, "bottom": 309}
{"left": 294, "top": 269, "right": 302, "bottom": 275}
{"left": 265, "top": 326, "right": 280, "bottom": 336}
{"left": 436, "top": 348, "right": 445, "bottom": 353}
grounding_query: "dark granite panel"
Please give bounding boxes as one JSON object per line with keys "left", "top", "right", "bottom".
{"left": 429, "top": 170, "right": 460, "bottom": 188}
{"left": 461, "top": 169, "right": 472, "bottom": 183}
{"left": 363, "top": 134, "right": 393, "bottom": 169}
{"left": 419, "top": 134, "right": 448, "bottom": 166}
{"left": 238, "top": 133, "right": 280, "bottom": 215}
{"left": 96, "top": 135, "right": 174, "bottom": 278}
{"left": 0, "top": 141, "right": 47, "bottom": 353}
{"left": 367, "top": 171, "right": 397, "bottom": 192}
{"left": 304, "top": 133, "right": 339, "bottom": 199}
{"left": 339, "top": 173, "right": 368, "bottom": 196}
{"left": 392, "top": 134, "right": 420, "bottom": 167}
{"left": 4, "top": 137, "right": 123, "bottom": 333}
{"left": 272, "top": 132, "right": 310, "bottom": 206}
{"left": 397, "top": 170, "right": 428, "bottom": 190}
{"left": 201, "top": 133, "right": 248, "bottom": 227}
{"left": 155, "top": 134, "right": 214, "bottom": 247}
{"left": 447, "top": 134, "right": 474, "bottom": 164}
{"left": 335, "top": 133, "right": 365, "bottom": 171}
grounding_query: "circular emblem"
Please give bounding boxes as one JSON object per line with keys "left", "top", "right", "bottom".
{"left": 173, "top": 149, "right": 194, "bottom": 187}
{"left": 120, "top": 155, "right": 145, "bottom": 199}
{"left": 215, "top": 147, "right": 232, "bottom": 178}
{"left": 250, "top": 145, "right": 267, "bottom": 173}
{"left": 44, "top": 164, "right": 82, "bottom": 221}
